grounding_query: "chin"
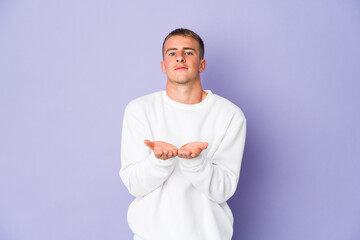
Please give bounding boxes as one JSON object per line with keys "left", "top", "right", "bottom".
{"left": 170, "top": 77, "right": 192, "bottom": 85}
{"left": 175, "top": 80, "right": 192, "bottom": 85}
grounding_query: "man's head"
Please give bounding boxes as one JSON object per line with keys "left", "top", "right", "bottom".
{"left": 162, "top": 28, "right": 205, "bottom": 60}
{"left": 161, "top": 29, "right": 206, "bottom": 85}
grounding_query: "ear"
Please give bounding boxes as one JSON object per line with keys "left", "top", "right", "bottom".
{"left": 161, "top": 61, "right": 167, "bottom": 74}
{"left": 199, "top": 59, "right": 206, "bottom": 73}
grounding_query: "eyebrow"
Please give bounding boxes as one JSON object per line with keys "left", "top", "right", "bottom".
{"left": 165, "top": 47, "right": 197, "bottom": 54}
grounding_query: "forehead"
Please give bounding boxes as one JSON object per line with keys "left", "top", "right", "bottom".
{"left": 164, "top": 35, "right": 200, "bottom": 51}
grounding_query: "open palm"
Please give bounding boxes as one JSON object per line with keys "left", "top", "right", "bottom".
{"left": 144, "top": 139, "right": 178, "bottom": 160}
{"left": 178, "top": 142, "right": 208, "bottom": 159}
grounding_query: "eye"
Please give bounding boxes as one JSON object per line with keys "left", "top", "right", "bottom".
{"left": 185, "top": 51, "right": 193, "bottom": 55}
{"left": 168, "top": 52, "right": 176, "bottom": 56}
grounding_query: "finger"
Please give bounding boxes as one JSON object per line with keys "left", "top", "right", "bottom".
{"left": 163, "top": 154, "right": 174, "bottom": 160}
{"left": 144, "top": 139, "right": 154, "bottom": 149}
{"left": 200, "top": 142, "right": 208, "bottom": 150}
{"left": 154, "top": 150, "right": 163, "bottom": 158}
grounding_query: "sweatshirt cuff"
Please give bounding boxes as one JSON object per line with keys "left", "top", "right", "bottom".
{"left": 179, "top": 154, "right": 206, "bottom": 172}
{"left": 149, "top": 154, "right": 177, "bottom": 168}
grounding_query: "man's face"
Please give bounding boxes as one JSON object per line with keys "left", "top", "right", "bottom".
{"left": 161, "top": 35, "right": 206, "bottom": 85}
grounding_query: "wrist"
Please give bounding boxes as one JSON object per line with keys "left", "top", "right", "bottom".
{"left": 179, "top": 153, "right": 205, "bottom": 171}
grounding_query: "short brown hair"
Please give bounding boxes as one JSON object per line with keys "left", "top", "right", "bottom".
{"left": 162, "top": 28, "right": 205, "bottom": 59}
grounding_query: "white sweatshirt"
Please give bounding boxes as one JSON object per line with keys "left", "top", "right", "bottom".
{"left": 120, "top": 90, "right": 246, "bottom": 240}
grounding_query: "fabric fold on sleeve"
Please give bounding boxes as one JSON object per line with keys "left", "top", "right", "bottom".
{"left": 120, "top": 154, "right": 176, "bottom": 197}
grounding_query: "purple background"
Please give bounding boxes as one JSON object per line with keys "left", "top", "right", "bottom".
{"left": 1, "top": 0, "right": 359, "bottom": 239}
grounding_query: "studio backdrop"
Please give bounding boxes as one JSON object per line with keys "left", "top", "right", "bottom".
{"left": 0, "top": 0, "right": 359, "bottom": 239}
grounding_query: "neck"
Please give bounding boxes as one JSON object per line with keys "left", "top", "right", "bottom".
{"left": 166, "top": 79, "right": 207, "bottom": 104}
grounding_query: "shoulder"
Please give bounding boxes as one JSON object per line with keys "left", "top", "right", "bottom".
{"left": 125, "top": 91, "right": 162, "bottom": 113}
{"left": 211, "top": 93, "right": 246, "bottom": 120}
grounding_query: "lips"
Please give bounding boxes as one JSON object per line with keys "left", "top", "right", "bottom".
{"left": 175, "top": 66, "right": 188, "bottom": 70}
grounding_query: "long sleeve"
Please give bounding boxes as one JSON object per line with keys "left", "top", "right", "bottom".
{"left": 119, "top": 103, "right": 176, "bottom": 197}
{"left": 179, "top": 110, "right": 246, "bottom": 204}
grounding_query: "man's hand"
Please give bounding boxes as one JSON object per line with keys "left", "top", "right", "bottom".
{"left": 144, "top": 139, "right": 178, "bottom": 160}
{"left": 178, "top": 142, "right": 208, "bottom": 159}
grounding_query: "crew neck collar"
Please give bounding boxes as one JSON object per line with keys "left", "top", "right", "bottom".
{"left": 162, "top": 90, "right": 213, "bottom": 111}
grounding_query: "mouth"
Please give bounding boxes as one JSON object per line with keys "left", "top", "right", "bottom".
{"left": 175, "top": 67, "right": 188, "bottom": 71}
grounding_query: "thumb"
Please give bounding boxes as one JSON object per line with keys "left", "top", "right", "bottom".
{"left": 144, "top": 139, "right": 154, "bottom": 149}
{"left": 200, "top": 142, "right": 208, "bottom": 150}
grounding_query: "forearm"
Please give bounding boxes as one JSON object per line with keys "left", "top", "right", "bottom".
{"left": 120, "top": 104, "right": 177, "bottom": 197}
{"left": 120, "top": 155, "right": 176, "bottom": 197}
{"left": 180, "top": 155, "right": 238, "bottom": 203}
{"left": 180, "top": 115, "right": 246, "bottom": 203}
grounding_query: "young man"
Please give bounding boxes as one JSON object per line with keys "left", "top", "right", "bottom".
{"left": 120, "top": 28, "right": 246, "bottom": 240}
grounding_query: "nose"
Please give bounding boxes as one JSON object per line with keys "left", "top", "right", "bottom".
{"left": 176, "top": 53, "right": 185, "bottom": 63}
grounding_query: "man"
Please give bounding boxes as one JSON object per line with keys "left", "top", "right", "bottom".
{"left": 120, "top": 28, "right": 246, "bottom": 240}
